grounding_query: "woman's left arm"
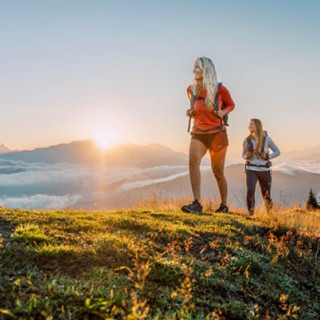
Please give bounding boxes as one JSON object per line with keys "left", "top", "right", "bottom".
{"left": 268, "top": 137, "right": 281, "bottom": 159}
{"left": 221, "top": 85, "right": 235, "bottom": 114}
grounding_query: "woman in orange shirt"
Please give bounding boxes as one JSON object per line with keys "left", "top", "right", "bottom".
{"left": 182, "top": 57, "right": 235, "bottom": 214}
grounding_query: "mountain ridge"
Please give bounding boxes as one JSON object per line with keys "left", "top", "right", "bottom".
{"left": 0, "top": 139, "right": 188, "bottom": 168}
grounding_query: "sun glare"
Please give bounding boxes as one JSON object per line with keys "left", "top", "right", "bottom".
{"left": 92, "top": 129, "right": 119, "bottom": 149}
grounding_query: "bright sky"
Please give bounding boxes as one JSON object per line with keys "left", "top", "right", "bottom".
{"left": 1, "top": 0, "right": 319, "bottom": 157}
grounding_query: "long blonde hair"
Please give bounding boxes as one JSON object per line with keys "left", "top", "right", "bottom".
{"left": 191, "top": 56, "right": 218, "bottom": 110}
{"left": 249, "top": 118, "right": 265, "bottom": 154}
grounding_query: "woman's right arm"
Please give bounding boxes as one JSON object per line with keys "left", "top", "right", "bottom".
{"left": 243, "top": 138, "right": 253, "bottom": 160}
{"left": 242, "top": 139, "right": 247, "bottom": 160}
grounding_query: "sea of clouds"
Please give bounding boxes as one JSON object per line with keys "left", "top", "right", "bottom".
{"left": 0, "top": 158, "right": 319, "bottom": 209}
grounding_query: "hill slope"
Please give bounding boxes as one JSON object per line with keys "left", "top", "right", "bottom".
{"left": 0, "top": 207, "right": 319, "bottom": 319}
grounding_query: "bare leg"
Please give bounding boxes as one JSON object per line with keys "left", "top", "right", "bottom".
{"left": 189, "top": 139, "right": 207, "bottom": 201}
{"left": 209, "top": 147, "right": 228, "bottom": 205}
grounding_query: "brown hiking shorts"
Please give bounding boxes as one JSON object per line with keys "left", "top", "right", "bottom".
{"left": 191, "top": 130, "right": 229, "bottom": 152}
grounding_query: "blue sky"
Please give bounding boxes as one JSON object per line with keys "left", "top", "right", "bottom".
{"left": 0, "top": 0, "right": 319, "bottom": 156}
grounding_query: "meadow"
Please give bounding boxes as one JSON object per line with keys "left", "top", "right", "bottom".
{"left": 0, "top": 200, "right": 319, "bottom": 319}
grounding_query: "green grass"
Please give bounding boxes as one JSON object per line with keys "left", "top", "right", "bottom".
{"left": 0, "top": 207, "right": 319, "bottom": 319}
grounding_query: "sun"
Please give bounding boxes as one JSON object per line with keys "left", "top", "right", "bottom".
{"left": 92, "top": 129, "right": 119, "bottom": 149}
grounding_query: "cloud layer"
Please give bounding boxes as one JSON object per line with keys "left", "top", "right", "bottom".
{"left": 0, "top": 158, "right": 319, "bottom": 209}
{"left": 0, "top": 194, "right": 81, "bottom": 209}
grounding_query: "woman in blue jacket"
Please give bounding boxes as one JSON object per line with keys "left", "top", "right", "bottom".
{"left": 243, "top": 119, "right": 280, "bottom": 215}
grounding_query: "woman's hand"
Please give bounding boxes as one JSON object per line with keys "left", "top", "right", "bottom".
{"left": 215, "top": 109, "right": 228, "bottom": 119}
{"left": 260, "top": 152, "right": 269, "bottom": 160}
{"left": 245, "top": 151, "right": 253, "bottom": 159}
{"left": 186, "top": 109, "right": 195, "bottom": 117}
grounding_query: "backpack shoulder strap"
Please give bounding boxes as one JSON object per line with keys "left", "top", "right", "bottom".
{"left": 187, "top": 89, "right": 195, "bottom": 133}
{"left": 190, "top": 91, "right": 196, "bottom": 110}
{"left": 214, "top": 82, "right": 224, "bottom": 132}
{"left": 246, "top": 136, "right": 254, "bottom": 152}
{"left": 214, "top": 82, "right": 227, "bottom": 131}
{"left": 214, "top": 82, "right": 222, "bottom": 112}
{"left": 262, "top": 131, "right": 268, "bottom": 152}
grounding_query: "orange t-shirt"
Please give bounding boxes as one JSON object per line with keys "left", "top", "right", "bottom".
{"left": 187, "top": 84, "right": 235, "bottom": 134}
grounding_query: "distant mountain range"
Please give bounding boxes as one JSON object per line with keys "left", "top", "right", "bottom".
{"left": 0, "top": 142, "right": 319, "bottom": 209}
{"left": 0, "top": 143, "right": 12, "bottom": 154}
{"left": 0, "top": 140, "right": 188, "bottom": 168}
{"left": 0, "top": 140, "right": 319, "bottom": 168}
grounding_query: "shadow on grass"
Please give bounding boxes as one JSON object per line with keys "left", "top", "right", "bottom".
{"left": 0, "top": 217, "right": 14, "bottom": 239}
{"left": 1, "top": 224, "right": 186, "bottom": 284}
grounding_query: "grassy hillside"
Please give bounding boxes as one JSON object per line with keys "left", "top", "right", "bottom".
{"left": 0, "top": 204, "right": 319, "bottom": 319}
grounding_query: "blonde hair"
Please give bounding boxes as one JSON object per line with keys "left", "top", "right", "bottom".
{"left": 249, "top": 118, "right": 265, "bottom": 154}
{"left": 191, "top": 56, "right": 218, "bottom": 110}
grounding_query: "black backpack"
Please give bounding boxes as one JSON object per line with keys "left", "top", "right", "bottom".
{"left": 215, "top": 82, "right": 228, "bottom": 127}
{"left": 247, "top": 131, "right": 268, "bottom": 154}
{"left": 246, "top": 132, "right": 271, "bottom": 168}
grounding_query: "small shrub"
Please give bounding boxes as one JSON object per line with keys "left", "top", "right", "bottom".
{"left": 306, "top": 188, "right": 320, "bottom": 210}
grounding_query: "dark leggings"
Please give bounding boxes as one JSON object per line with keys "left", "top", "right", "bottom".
{"left": 246, "top": 169, "right": 273, "bottom": 214}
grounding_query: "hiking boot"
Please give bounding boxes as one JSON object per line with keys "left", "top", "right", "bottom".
{"left": 215, "top": 203, "right": 229, "bottom": 213}
{"left": 181, "top": 200, "right": 203, "bottom": 214}
{"left": 265, "top": 200, "right": 273, "bottom": 213}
